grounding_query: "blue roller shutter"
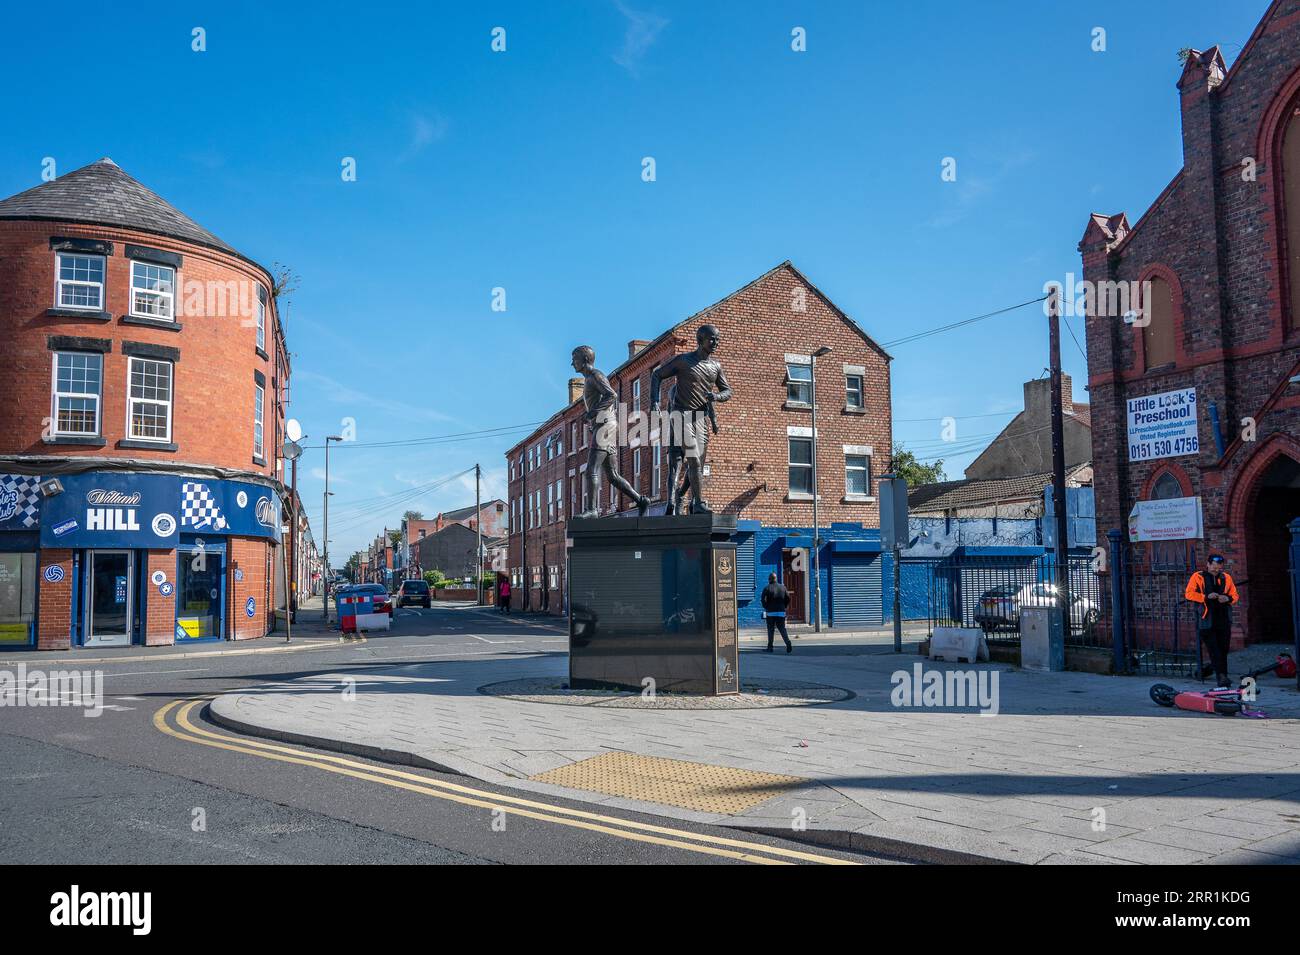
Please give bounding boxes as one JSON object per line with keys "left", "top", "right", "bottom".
{"left": 831, "top": 553, "right": 883, "bottom": 626}
{"left": 734, "top": 532, "right": 755, "bottom": 603}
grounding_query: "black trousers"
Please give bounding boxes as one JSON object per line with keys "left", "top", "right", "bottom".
{"left": 766, "top": 615, "right": 791, "bottom": 649}
{"left": 1199, "top": 618, "right": 1231, "bottom": 681}
{"left": 500, "top": 595, "right": 510, "bottom": 614}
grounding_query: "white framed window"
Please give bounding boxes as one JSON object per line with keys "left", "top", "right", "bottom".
{"left": 845, "top": 374, "right": 864, "bottom": 410}
{"left": 786, "top": 362, "right": 812, "bottom": 405}
{"left": 256, "top": 291, "right": 266, "bottom": 351}
{"left": 652, "top": 444, "right": 661, "bottom": 498}
{"left": 56, "top": 253, "right": 105, "bottom": 310}
{"left": 788, "top": 436, "right": 813, "bottom": 495}
{"left": 845, "top": 454, "right": 870, "bottom": 496}
{"left": 51, "top": 351, "right": 102, "bottom": 435}
{"left": 632, "top": 378, "right": 641, "bottom": 412}
{"left": 547, "top": 483, "right": 554, "bottom": 522}
{"left": 253, "top": 384, "right": 265, "bottom": 459}
{"left": 127, "top": 357, "right": 173, "bottom": 441}
{"left": 130, "top": 261, "right": 175, "bottom": 320}
{"left": 571, "top": 422, "right": 578, "bottom": 452}
{"left": 633, "top": 448, "right": 641, "bottom": 490}
{"left": 555, "top": 478, "right": 563, "bottom": 516}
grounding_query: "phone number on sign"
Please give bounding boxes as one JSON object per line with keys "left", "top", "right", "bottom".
{"left": 1129, "top": 436, "right": 1199, "bottom": 460}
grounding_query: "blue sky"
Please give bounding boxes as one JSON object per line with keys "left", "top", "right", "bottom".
{"left": 0, "top": 0, "right": 1270, "bottom": 562}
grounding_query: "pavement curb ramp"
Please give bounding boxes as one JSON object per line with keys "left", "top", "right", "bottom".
{"left": 205, "top": 694, "right": 1015, "bottom": 865}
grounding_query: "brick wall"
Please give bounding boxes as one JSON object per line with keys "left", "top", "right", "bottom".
{"left": 0, "top": 220, "right": 287, "bottom": 478}
{"left": 36, "top": 548, "right": 74, "bottom": 649}
{"left": 1082, "top": 0, "right": 1300, "bottom": 645}
{"left": 506, "top": 261, "right": 893, "bottom": 613}
{"left": 144, "top": 549, "right": 177, "bottom": 646}
{"left": 228, "top": 536, "right": 272, "bottom": 640}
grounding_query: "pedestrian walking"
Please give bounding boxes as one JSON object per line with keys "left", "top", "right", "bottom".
{"left": 498, "top": 577, "right": 511, "bottom": 615}
{"left": 1185, "top": 553, "right": 1239, "bottom": 686}
{"left": 760, "top": 572, "right": 793, "bottom": 653}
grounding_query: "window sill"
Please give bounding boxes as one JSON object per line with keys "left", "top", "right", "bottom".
{"left": 785, "top": 492, "right": 823, "bottom": 502}
{"left": 45, "top": 435, "right": 106, "bottom": 447}
{"left": 46, "top": 307, "right": 111, "bottom": 321}
{"left": 118, "top": 439, "right": 178, "bottom": 452}
{"left": 252, "top": 455, "right": 267, "bottom": 467}
{"left": 122, "top": 314, "right": 182, "bottom": 332}
{"left": 255, "top": 347, "right": 269, "bottom": 361}
{"left": 784, "top": 401, "right": 812, "bottom": 411}
{"left": 842, "top": 405, "right": 866, "bottom": 414}
{"left": 842, "top": 495, "right": 876, "bottom": 504}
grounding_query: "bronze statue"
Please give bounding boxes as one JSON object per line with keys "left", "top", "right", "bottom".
{"left": 572, "top": 345, "right": 650, "bottom": 519}
{"left": 650, "top": 323, "right": 731, "bottom": 515}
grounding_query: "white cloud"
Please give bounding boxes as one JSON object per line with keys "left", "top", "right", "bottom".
{"left": 294, "top": 369, "right": 455, "bottom": 423}
{"left": 612, "top": 1, "right": 668, "bottom": 76}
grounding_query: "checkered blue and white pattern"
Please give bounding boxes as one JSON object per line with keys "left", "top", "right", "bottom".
{"left": 0, "top": 474, "right": 41, "bottom": 528}
{"left": 180, "top": 481, "right": 228, "bottom": 530}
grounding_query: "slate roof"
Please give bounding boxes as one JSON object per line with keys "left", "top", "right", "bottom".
{"left": 908, "top": 466, "right": 1091, "bottom": 513}
{"left": 0, "top": 157, "right": 239, "bottom": 256}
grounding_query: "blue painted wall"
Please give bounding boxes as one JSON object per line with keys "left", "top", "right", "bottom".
{"left": 736, "top": 521, "right": 881, "bottom": 627}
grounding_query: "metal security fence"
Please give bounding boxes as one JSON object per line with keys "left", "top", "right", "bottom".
{"left": 907, "top": 552, "right": 1106, "bottom": 647}
{"left": 1116, "top": 538, "right": 1201, "bottom": 677}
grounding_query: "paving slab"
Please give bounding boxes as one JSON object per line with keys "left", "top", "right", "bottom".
{"left": 208, "top": 642, "right": 1300, "bottom": 865}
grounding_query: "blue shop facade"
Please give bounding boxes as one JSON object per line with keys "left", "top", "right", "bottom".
{"left": 731, "top": 520, "right": 888, "bottom": 628}
{"left": 0, "top": 469, "right": 281, "bottom": 650}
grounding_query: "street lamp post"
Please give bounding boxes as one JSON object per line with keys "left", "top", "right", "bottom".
{"left": 810, "top": 345, "right": 832, "bottom": 633}
{"left": 282, "top": 430, "right": 304, "bottom": 641}
{"left": 322, "top": 434, "right": 342, "bottom": 623}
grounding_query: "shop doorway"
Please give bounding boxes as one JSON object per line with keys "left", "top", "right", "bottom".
{"left": 85, "top": 550, "right": 133, "bottom": 647}
{"left": 781, "top": 549, "right": 808, "bottom": 623}
{"left": 177, "top": 540, "right": 225, "bottom": 641}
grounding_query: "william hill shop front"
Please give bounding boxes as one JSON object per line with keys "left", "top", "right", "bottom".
{"left": 0, "top": 470, "right": 281, "bottom": 650}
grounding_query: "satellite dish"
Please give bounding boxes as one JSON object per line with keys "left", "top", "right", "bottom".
{"left": 286, "top": 418, "right": 303, "bottom": 441}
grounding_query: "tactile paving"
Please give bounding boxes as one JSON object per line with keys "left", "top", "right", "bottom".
{"left": 529, "top": 751, "right": 805, "bottom": 814}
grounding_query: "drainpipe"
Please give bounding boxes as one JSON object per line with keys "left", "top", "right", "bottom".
{"left": 1207, "top": 400, "right": 1227, "bottom": 458}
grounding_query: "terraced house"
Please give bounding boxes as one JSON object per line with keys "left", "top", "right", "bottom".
{"left": 506, "top": 261, "right": 894, "bottom": 626}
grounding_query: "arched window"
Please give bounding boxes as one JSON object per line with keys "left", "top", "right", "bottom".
{"left": 1142, "top": 276, "right": 1176, "bottom": 369}
{"left": 1149, "top": 471, "right": 1191, "bottom": 570}
{"left": 1284, "top": 105, "right": 1300, "bottom": 330}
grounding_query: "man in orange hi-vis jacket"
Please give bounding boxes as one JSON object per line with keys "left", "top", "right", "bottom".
{"left": 1185, "top": 553, "right": 1239, "bottom": 686}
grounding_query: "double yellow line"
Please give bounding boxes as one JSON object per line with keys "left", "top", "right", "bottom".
{"left": 154, "top": 699, "right": 858, "bottom": 866}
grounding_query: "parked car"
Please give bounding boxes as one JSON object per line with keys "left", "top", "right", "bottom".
{"left": 1015, "top": 582, "right": 1100, "bottom": 632}
{"left": 350, "top": 583, "right": 392, "bottom": 616}
{"left": 973, "top": 584, "right": 1022, "bottom": 634}
{"left": 396, "top": 578, "right": 431, "bottom": 608}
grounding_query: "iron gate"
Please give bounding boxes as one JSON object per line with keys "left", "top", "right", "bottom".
{"left": 1117, "top": 538, "right": 1201, "bottom": 677}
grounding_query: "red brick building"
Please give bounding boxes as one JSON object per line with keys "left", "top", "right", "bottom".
{"left": 0, "top": 158, "right": 289, "bottom": 649}
{"left": 506, "top": 261, "right": 894, "bottom": 626}
{"left": 1082, "top": 0, "right": 1300, "bottom": 647}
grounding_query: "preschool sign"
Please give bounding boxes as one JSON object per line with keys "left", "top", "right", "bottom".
{"left": 1126, "top": 388, "right": 1199, "bottom": 462}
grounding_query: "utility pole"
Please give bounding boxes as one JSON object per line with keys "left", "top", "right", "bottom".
{"left": 521, "top": 447, "right": 529, "bottom": 612}
{"left": 322, "top": 434, "right": 342, "bottom": 623}
{"left": 475, "top": 463, "right": 484, "bottom": 606}
{"left": 1047, "top": 287, "right": 1072, "bottom": 640}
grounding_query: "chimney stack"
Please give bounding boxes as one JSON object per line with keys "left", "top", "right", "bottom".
{"left": 568, "top": 377, "right": 584, "bottom": 404}
{"left": 627, "top": 339, "right": 651, "bottom": 359}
